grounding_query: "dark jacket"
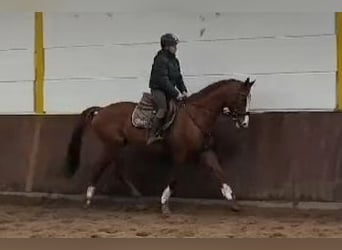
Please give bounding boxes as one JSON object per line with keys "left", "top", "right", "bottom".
{"left": 149, "top": 49, "right": 187, "bottom": 99}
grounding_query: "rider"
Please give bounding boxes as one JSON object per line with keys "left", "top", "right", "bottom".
{"left": 147, "top": 33, "right": 188, "bottom": 145}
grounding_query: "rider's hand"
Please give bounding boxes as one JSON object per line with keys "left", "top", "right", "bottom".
{"left": 176, "top": 92, "right": 183, "bottom": 101}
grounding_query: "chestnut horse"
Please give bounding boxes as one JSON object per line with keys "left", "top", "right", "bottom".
{"left": 65, "top": 78, "right": 255, "bottom": 214}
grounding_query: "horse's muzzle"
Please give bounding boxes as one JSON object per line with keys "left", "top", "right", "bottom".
{"left": 240, "top": 115, "right": 249, "bottom": 128}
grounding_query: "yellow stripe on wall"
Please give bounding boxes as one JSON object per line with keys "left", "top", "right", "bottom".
{"left": 34, "top": 12, "right": 45, "bottom": 114}
{"left": 337, "top": 12, "right": 342, "bottom": 110}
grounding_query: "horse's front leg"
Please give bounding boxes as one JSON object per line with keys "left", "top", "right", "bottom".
{"left": 160, "top": 151, "right": 186, "bottom": 215}
{"left": 200, "top": 149, "right": 240, "bottom": 212}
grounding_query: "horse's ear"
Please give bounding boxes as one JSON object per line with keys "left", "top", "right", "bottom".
{"left": 245, "top": 78, "right": 255, "bottom": 87}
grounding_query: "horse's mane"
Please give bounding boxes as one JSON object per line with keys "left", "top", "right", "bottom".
{"left": 187, "top": 78, "right": 242, "bottom": 102}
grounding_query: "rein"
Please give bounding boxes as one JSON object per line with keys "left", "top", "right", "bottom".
{"left": 179, "top": 101, "right": 215, "bottom": 150}
{"left": 181, "top": 102, "right": 214, "bottom": 137}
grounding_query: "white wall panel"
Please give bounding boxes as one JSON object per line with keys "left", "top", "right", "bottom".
{"left": 185, "top": 73, "right": 336, "bottom": 111}
{"left": 0, "top": 82, "right": 34, "bottom": 113}
{"left": 250, "top": 73, "right": 336, "bottom": 111}
{"left": 198, "top": 13, "right": 335, "bottom": 40}
{"left": 44, "top": 12, "right": 337, "bottom": 112}
{"left": 45, "top": 73, "right": 336, "bottom": 113}
{"left": 45, "top": 45, "right": 158, "bottom": 80}
{"left": 0, "top": 13, "right": 34, "bottom": 114}
{"left": 0, "top": 13, "right": 34, "bottom": 50}
{"left": 45, "top": 13, "right": 335, "bottom": 47}
{"left": 0, "top": 50, "right": 34, "bottom": 82}
{"left": 181, "top": 36, "right": 336, "bottom": 76}
{"left": 45, "top": 79, "right": 148, "bottom": 113}
{"left": 45, "top": 36, "right": 336, "bottom": 79}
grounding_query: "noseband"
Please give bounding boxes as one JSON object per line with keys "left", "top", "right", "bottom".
{"left": 225, "top": 111, "right": 250, "bottom": 119}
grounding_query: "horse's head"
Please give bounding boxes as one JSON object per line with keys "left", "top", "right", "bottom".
{"left": 223, "top": 78, "right": 255, "bottom": 129}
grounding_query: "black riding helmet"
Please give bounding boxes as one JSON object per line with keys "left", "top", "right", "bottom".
{"left": 160, "top": 33, "right": 179, "bottom": 48}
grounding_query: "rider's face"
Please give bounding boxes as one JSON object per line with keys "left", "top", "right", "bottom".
{"left": 168, "top": 45, "right": 177, "bottom": 54}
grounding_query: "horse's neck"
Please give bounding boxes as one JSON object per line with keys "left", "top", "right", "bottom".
{"left": 191, "top": 88, "right": 225, "bottom": 113}
{"left": 187, "top": 88, "right": 226, "bottom": 132}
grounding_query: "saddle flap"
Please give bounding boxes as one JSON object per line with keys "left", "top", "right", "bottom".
{"left": 132, "top": 92, "right": 178, "bottom": 130}
{"left": 138, "top": 92, "right": 154, "bottom": 110}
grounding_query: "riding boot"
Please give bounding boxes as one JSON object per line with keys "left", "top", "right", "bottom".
{"left": 146, "top": 117, "right": 164, "bottom": 145}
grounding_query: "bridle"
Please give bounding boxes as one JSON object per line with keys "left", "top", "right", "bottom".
{"left": 225, "top": 92, "right": 251, "bottom": 122}
{"left": 225, "top": 110, "right": 250, "bottom": 119}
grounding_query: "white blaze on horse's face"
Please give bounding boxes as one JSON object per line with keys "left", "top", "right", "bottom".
{"left": 240, "top": 93, "right": 251, "bottom": 128}
{"left": 223, "top": 93, "right": 251, "bottom": 129}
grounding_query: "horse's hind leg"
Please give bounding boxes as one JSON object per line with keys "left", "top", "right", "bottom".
{"left": 86, "top": 144, "right": 142, "bottom": 207}
{"left": 200, "top": 150, "right": 240, "bottom": 212}
{"left": 85, "top": 147, "right": 114, "bottom": 207}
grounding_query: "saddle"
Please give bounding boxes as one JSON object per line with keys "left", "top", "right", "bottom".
{"left": 131, "top": 92, "right": 177, "bottom": 131}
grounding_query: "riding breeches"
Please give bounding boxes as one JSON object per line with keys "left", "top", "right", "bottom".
{"left": 151, "top": 89, "right": 168, "bottom": 119}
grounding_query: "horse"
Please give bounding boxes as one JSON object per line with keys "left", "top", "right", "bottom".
{"left": 65, "top": 77, "right": 255, "bottom": 214}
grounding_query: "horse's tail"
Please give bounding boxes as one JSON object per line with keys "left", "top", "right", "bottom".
{"left": 65, "top": 106, "right": 102, "bottom": 177}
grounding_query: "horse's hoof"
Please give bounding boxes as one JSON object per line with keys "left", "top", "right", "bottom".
{"left": 84, "top": 200, "right": 91, "bottom": 209}
{"left": 230, "top": 201, "right": 241, "bottom": 212}
{"left": 161, "top": 204, "right": 171, "bottom": 216}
